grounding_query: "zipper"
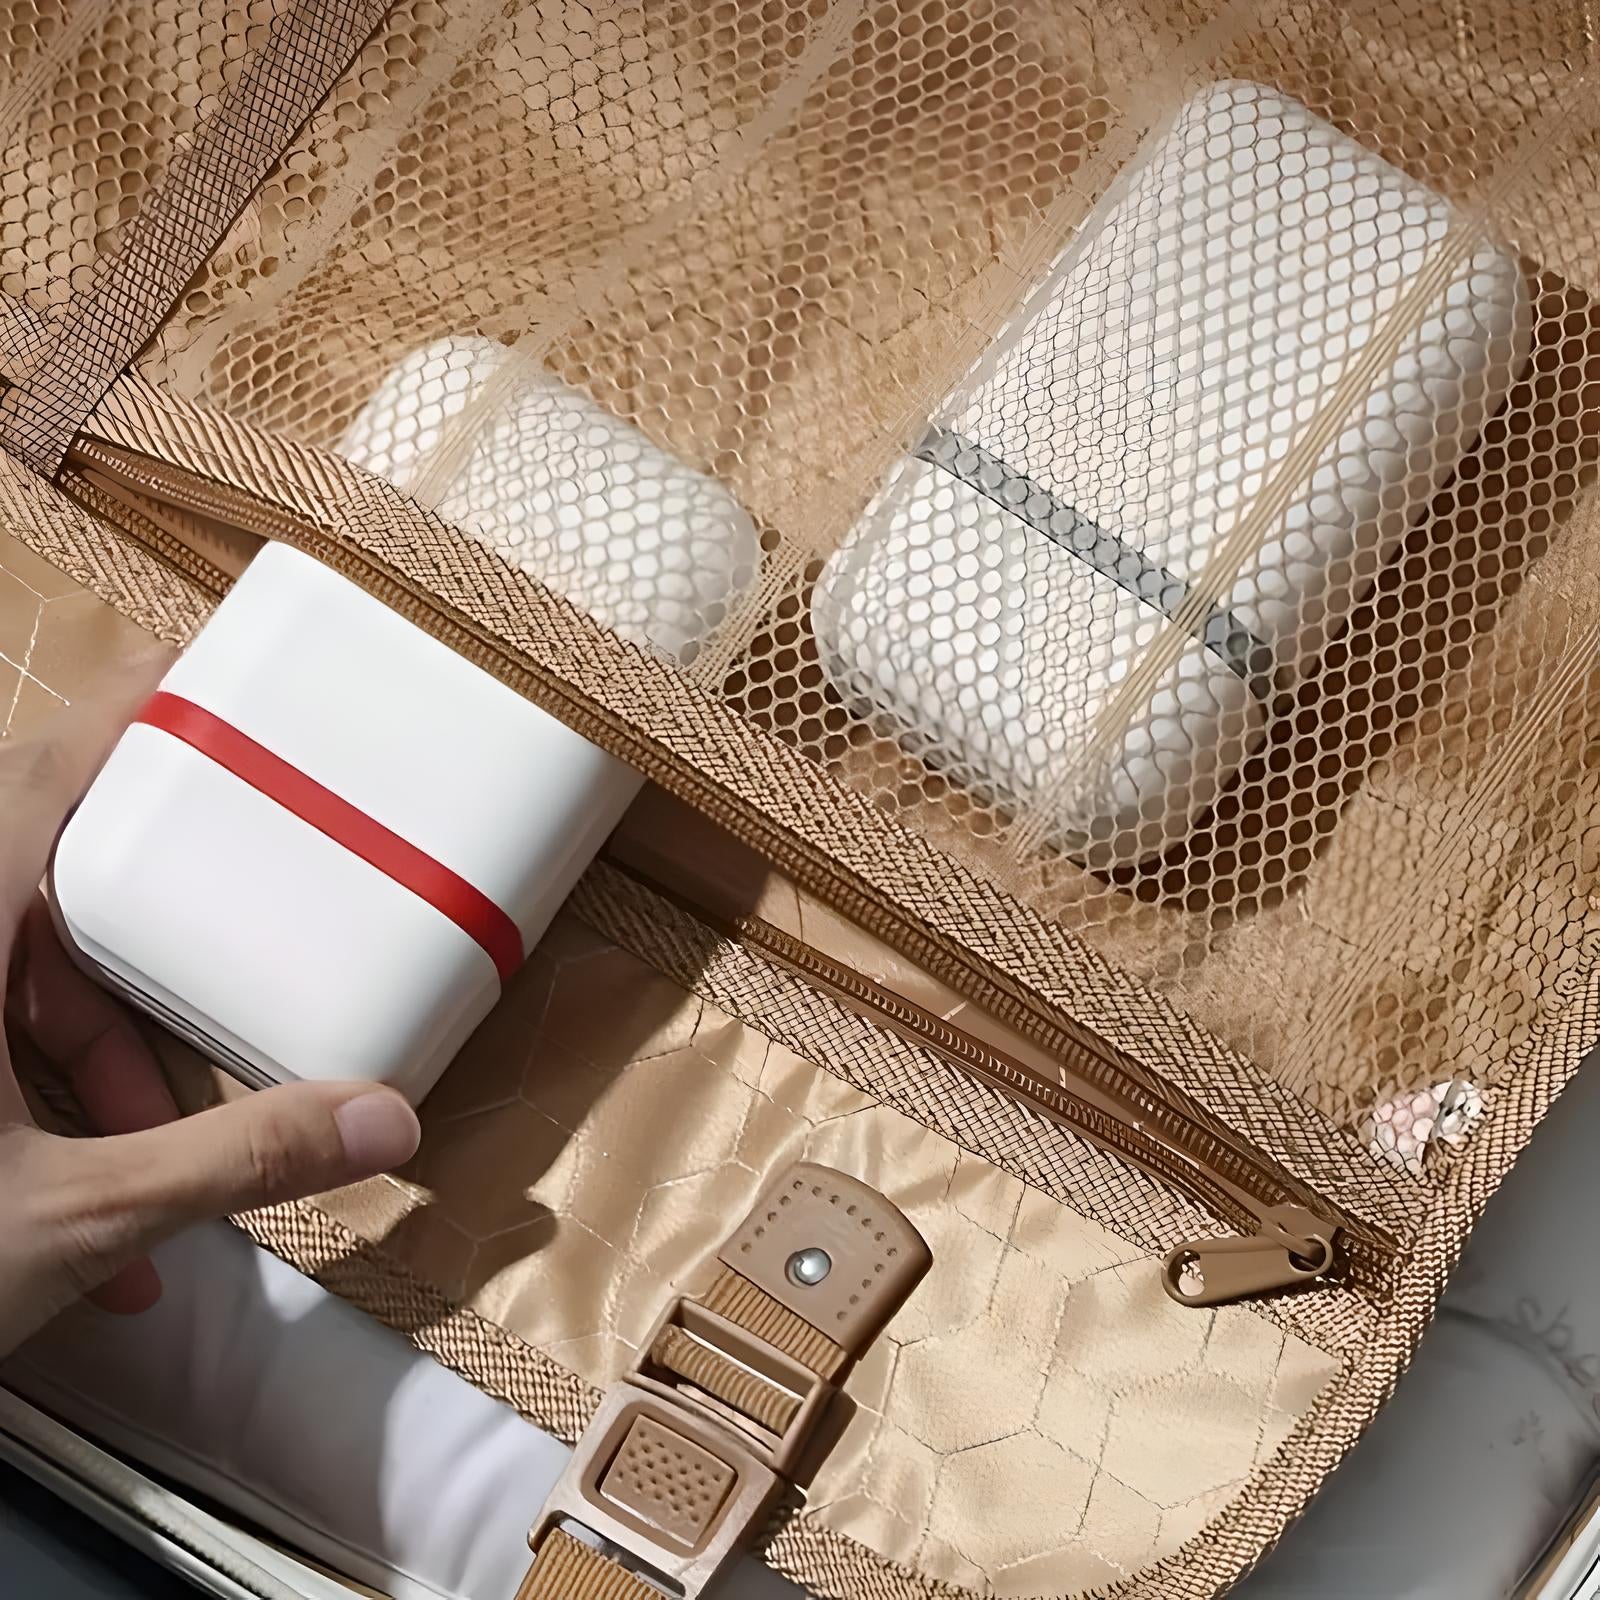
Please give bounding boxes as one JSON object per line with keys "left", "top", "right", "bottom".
{"left": 622, "top": 865, "right": 1389, "bottom": 1305}
{"left": 61, "top": 435, "right": 1397, "bottom": 1305}
{"left": 0, "top": 1389, "right": 300, "bottom": 1600}
{"left": 67, "top": 466, "right": 245, "bottom": 595}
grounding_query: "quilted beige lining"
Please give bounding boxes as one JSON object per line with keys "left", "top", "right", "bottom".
{"left": 308, "top": 909, "right": 1339, "bottom": 1595}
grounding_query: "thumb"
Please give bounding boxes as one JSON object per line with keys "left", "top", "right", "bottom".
{"left": 48, "top": 1082, "right": 420, "bottom": 1273}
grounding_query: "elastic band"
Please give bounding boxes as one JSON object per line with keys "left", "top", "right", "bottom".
{"left": 135, "top": 691, "right": 523, "bottom": 984}
{"left": 917, "top": 424, "right": 1278, "bottom": 701}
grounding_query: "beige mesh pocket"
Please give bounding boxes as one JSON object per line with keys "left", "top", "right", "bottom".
{"left": 812, "top": 80, "right": 1532, "bottom": 870}
{"left": 98, "top": 1, "right": 1589, "bottom": 1142}
{"left": 5, "top": 4, "right": 1600, "bottom": 1597}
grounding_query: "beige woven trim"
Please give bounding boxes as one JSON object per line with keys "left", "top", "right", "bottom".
{"left": 516, "top": 1530, "right": 658, "bottom": 1600}
{"left": 700, "top": 1267, "right": 848, "bottom": 1383}
{"left": 233, "top": 1201, "right": 598, "bottom": 1446}
{"left": 0, "top": 0, "right": 397, "bottom": 477}
{"left": 650, "top": 1324, "right": 802, "bottom": 1436}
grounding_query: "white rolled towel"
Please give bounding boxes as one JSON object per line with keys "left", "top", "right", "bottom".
{"left": 339, "top": 335, "right": 761, "bottom": 666}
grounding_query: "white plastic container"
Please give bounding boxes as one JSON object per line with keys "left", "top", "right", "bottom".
{"left": 54, "top": 343, "right": 759, "bottom": 1103}
{"left": 812, "top": 81, "right": 1532, "bottom": 866}
{"left": 338, "top": 335, "right": 758, "bottom": 666}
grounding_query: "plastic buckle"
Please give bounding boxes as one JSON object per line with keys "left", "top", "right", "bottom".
{"left": 525, "top": 1383, "right": 779, "bottom": 1599}
{"left": 630, "top": 1296, "right": 834, "bottom": 1476}
{"left": 521, "top": 1165, "right": 932, "bottom": 1599}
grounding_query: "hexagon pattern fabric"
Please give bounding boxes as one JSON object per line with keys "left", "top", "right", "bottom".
{"left": 314, "top": 912, "right": 1337, "bottom": 1596}
{"left": 0, "top": 522, "right": 153, "bottom": 737}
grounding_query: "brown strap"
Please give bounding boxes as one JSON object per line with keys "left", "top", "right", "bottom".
{"left": 515, "top": 1530, "right": 658, "bottom": 1600}
{"left": 522, "top": 1165, "right": 931, "bottom": 1600}
{"left": 648, "top": 1325, "right": 801, "bottom": 1437}
{"left": 0, "top": 0, "right": 396, "bottom": 479}
{"left": 699, "top": 1266, "right": 847, "bottom": 1381}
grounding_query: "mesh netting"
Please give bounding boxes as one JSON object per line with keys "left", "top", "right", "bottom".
{"left": 6, "top": 0, "right": 1600, "bottom": 1144}
{"left": 9, "top": 7, "right": 1600, "bottom": 1598}
{"left": 0, "top": 0, "right": 283, "bottom": 372}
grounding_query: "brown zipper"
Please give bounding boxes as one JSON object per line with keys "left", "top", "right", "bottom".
{"left": 67, "top": 467, "right": 254, "bottom": 594}
{"left": 618, "top": 862, "right": 1390, "bottom": 1304}
{"left": 61, "top": 435, "right": 1397, "bottom": 1306}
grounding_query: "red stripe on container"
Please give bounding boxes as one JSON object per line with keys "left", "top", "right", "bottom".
{"left": 134, "top": 691, "right": 524, "bottom": 984}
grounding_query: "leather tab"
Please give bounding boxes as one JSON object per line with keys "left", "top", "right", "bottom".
{"left": 716, "top": 1163, "right": 932, "bottom": 1355}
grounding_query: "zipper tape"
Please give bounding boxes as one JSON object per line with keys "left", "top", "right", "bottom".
{"left": 741, "top": 936, "right": 1366, "bottom": 1302}
{"left": 134, "top": 690, "right": 525, "bottom": 983}
{"left": 571, "top": 860, "right": 1234, "bottom": 1271}
{"left": 599, "top": 857, "right": 1390, "bottom": 1305}
{"left": 59, "top": 421, "right": 1407, "bottom": 1298}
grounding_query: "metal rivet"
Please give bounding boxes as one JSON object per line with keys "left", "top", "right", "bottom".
{"left": 786, "top": 1247, "right": 832, "bottom": 1287}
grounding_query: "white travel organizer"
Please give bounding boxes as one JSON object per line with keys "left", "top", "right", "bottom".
{"left": 51, "top": 341, "right": 760, "bottom": 1105}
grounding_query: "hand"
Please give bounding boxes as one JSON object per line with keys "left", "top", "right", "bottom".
{"left": 0, "top": 656, "right": 421, "bottom": 1356}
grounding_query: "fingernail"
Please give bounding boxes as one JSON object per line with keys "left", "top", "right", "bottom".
{"left": 89, "top": 1259, "right": 164, "bottom": 1317}
{"left": 333, "top": 1090, "right": 421, "bottom": 1173}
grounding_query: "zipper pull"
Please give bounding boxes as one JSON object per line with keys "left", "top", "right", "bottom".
{"left": 1161, "top": 1206, "right": 1336, "bottom": 1307}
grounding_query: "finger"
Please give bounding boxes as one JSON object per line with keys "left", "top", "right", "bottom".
{"left": 10, "top": 902, "right": 176, "bottom": 1314}
{"left": 88, "top": 1258, "right": 163, "bottom": 1316}
{"left": 43, "top": 1081, "right": 420, "bottom": 1272}
{"left": 7, "top": 898, "right": 177, "bottom": 1133}
{"left": 0, "top": 647, "right": 173, "bottom": 928}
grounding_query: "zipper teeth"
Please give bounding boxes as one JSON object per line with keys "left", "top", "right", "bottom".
{"left": 641, "top": 878, "right": 1391, "bottom": 1292}
{"left": 64, "top": 468, "right": 235, "bottom": 596}
{"left": 67, "top": 440, "right": 1397, "bottom": 1282}
{"left": 71, "top": 442, "right": 306, "bottom": 553}
{"left": 696, "top": 901, "right": 1264, "bottom": 1238}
